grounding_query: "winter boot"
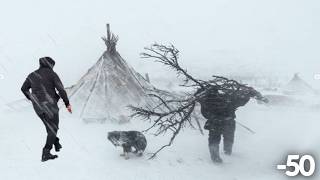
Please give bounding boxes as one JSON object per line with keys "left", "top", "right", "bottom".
{"left": 224, "top": 141, "right": 233, "bottom": 155}
{"left": 54, "top": 138, "right": 62, "bottom": 152}
{"left": 41, "top": 148, "right": 58, "bottom": 162}
{"left": 209, "top": 144, "right": 223, "bottom": 163}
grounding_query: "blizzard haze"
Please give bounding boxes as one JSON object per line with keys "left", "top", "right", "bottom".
{"left": 0, "top": 1, "right": 320, "bottom": 180}
{"left": 0, "top": 0, "right": 320, "bottom": 97}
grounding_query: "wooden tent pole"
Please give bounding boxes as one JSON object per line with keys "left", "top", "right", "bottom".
{"left": 106, "top": 24, "right": 111, "bottom": 42}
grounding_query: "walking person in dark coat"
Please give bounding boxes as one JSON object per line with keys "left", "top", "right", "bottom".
{"left": 197, "top": 87, "right": 267, "bottom": 163}
{"left": 21, "top": 57, "right": 72, "bottom": 162}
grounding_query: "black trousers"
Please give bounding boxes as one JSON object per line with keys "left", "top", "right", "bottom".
{"left": 33, "top": 101, "right": 60, "bottom": 150}
{"left": 207, "top": 119, "right": 236, "bottom": 153}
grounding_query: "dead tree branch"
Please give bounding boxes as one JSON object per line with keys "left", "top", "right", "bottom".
{"left": 130, "top": 43, "right": 267, "bottom": 159}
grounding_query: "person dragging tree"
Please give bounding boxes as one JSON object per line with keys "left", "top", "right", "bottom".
{"left": 197, "top": 87, "right": 267, "bottom": 163}
{"left": 129, "top": 43, "right": 268, "bottom": 162}
{"left": 21, "top": 57, "right": 72, "bottom": 162}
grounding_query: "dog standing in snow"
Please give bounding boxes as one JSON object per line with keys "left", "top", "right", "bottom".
{"left": 108, "top": 131, "right": 147, "bottom": 159}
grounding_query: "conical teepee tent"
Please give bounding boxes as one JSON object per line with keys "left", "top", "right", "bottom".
{"left": 283, "top": 73, "right": 315, "bottom": 95}
{"left": 67, "top": 24, "right": 153, "bottom": 123}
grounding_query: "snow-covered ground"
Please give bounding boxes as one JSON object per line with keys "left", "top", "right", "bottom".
{"left": 1, "top": 101, "right": 319, "bottom": 180}
{"left": 1, "top": 1, "right": 319, "bottom": 179}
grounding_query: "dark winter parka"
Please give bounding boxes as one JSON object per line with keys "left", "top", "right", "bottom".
{"left": 198, "top": 88, "right": 251, "bottom": 119}
{"left": 21, "top": 57, "right": 70, "bottom": 107}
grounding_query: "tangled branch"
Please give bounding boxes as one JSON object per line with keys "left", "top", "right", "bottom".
{"left": 129, "top": 90, "right": 196, "bottom": 159}
{"left": 130, "top": 43, "right": 267, "bottom": 159}
{"left": 141, "top": 44, "right": 205, "bottom": 88}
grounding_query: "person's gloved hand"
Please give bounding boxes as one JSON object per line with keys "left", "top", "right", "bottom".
{"left": 256, "top": 96, "right": 269, "bottom": 104}
{"left": 261, "top": 97, "right": 269, "bottom": 103}
{"left": 67, "top": 105, "right": 72, "bottom": 113}
{"left": 248, "top": 87, "right": 269, "bottom": 104}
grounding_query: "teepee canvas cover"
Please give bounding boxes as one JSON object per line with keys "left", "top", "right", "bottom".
{"left": 283, "top": 73, "right": 315, "bottom": 95}
{"left": 68, "top": 24, "right": 152, "bottom": 122}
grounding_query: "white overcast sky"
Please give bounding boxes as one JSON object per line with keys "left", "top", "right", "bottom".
{"left": 0, "top": 0, "right": 319, "bottom": 99}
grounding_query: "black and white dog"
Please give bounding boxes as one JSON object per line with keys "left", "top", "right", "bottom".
{"left": 108, "top": 131, "right": 147, "bottom": 159}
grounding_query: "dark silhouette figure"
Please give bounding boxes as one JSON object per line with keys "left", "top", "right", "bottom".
{"left": 198, "top": 88, "right": 258, "bottom": 163}
{"left": 21, "top": 57, "right": 72, "bottom": 162}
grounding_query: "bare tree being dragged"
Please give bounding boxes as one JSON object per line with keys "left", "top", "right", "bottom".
{"left": 129, "top": 43, "right": 268, "bottom": 159}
